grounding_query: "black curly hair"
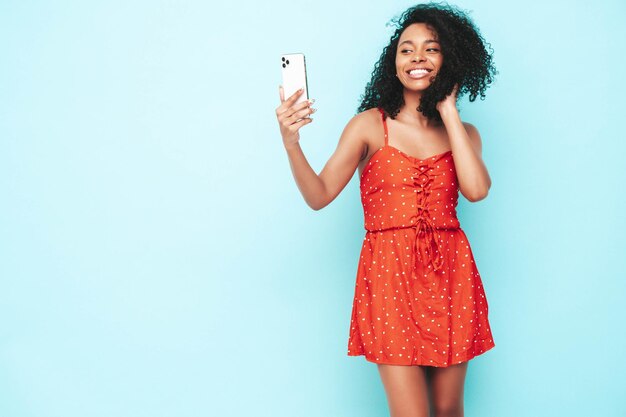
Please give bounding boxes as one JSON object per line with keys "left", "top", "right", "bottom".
{"left": 357, "top": 1, "right": 498, "bottom": 124}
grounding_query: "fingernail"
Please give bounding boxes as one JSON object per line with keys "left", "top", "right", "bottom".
{"left": 308, "top": 98, "right": 315, "bottom": 105}
{"left": 299, "top": 88, "right": 304, "bottom": 92}
{"left": 311, "top": 108, "right": 317, "bottom": 113}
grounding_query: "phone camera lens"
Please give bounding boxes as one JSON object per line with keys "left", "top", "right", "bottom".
{"left": 282, "top": 63, "right": 286, "bottom": 68}
{"left": 286, "top": 60, "right": 289, "bottom": 65}
{"left": 282, "top": 57, "right": 285, "bottom": 62}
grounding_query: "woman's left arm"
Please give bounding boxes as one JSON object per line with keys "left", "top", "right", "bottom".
{"left": 437, "top": 85, "right": 492, "bottom": 202}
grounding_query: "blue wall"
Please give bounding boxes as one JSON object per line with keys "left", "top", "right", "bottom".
{"left": 1, "top": 1, "right": 625, "bottom": 416}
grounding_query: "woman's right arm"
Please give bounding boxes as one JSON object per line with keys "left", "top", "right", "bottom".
{"left": 275, "top": 87, "right": 370, "bottom": 211}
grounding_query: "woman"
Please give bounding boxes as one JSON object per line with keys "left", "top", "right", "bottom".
{"left": 275, "top": 3, "right": 497, "bottom": 416}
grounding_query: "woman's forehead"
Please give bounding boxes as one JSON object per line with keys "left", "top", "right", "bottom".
{"left": 399, "top": 23, "right": 439, "bottom": 42}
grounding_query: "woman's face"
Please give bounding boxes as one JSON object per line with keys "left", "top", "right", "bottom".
{"left": 395, "top": 23, "right": 443, "bottom": 91}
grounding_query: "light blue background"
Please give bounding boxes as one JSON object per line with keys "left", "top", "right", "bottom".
{"left": 1, "top": 0, "right": 625, "bottom": 416}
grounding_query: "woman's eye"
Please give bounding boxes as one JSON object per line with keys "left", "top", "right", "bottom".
{"left": 401, "top": 49, "right": 438, "bottom": 53}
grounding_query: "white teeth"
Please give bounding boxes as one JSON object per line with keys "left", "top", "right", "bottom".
{"left": 407, "top": 69, "right": 431, "bottom": 79}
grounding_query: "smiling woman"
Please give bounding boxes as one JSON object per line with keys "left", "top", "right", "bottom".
{"left": 398, "top": 38, "right": 441, "bottom": 81}
{"left": 358, "top": 3, "right": 498, "bottom": 123}
{"left": 275, "top": 2, "right": 499, "bottom": 417}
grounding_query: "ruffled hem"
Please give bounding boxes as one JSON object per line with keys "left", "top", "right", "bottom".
{"left": 347, "top": 337, "right": 495, "bottom": 367}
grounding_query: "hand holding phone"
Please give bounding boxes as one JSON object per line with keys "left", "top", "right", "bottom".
{"left": 275, "top": 53, "right": 316, "bottom": 148}
{"left": 280, "top": 53, "right": 309, "bottom": 105}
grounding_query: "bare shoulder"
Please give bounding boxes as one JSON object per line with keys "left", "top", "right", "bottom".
{"left": 462, "top": 121, "right": 483, "bottom": 154}
{"left": 339, "top": 107, "right": 381, "bottom": 158}
{"left": 462, "top": 121, "right": 481, "bottom": 139}
{"left": 345, "top": 107, "right": 381, "bottom": 131}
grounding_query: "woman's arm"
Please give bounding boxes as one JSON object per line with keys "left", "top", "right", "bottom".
{"left": 442, "top": 109, "right": 492, "bottom": 202}
{"left": 436, "top": 85, "right": 492, "bottom": 202}
{"left": 275, "top": 88, "right": 368, "bottom": 210}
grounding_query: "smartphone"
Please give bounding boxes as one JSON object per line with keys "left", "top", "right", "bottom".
{"left": 280, "top": 53, "right": 309, "bottom": 105}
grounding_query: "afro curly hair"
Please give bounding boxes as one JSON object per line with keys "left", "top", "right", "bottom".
{"left": 357, "top": 2, "right": 498, "bottom": 124}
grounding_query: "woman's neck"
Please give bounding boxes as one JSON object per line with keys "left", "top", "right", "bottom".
{"left": 397, "top": 91, "right": 440, "bottom": 128}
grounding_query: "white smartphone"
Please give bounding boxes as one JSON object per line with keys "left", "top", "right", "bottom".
{"left": 280, "top": 53, "right": 309, "bottom": 105}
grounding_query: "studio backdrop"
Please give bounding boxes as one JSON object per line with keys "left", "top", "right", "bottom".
{"left": 1, "top": 0, "right": 625, "bottom": 416}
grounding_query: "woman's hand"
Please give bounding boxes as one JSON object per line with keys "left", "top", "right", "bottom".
{"left": 436, "top": 83, "right": 460, "bottom": 115}
{"left": 275, "top": 86, "right": 316, "bottom": 148}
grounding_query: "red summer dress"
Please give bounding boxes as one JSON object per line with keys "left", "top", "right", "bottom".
{"left": 347, "top": 108, "right": 495, "bottom": 367}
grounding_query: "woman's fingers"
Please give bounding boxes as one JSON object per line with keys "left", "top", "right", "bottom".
{"left": 284, "top": 105, "right": 315, "bottom": 125}
{"left": 285, "top": 99, "right": 313, "bottom": 119}
{"left": 287, "top": 115, "right": 313, "bottom": 132}
{"left": 277, "top": 98, "right": 314, "bottom": 122}
{"left": 275, "top": 88, "right": 305, "bottom": 115}
{"left": 286, "top": 87, "right": 304, "bottom": 104}
{"left": 279, "top": 85, "right": 285, "bottom": 102}
{"left": 275, "top": 87, "right": 315, "bottom": 138}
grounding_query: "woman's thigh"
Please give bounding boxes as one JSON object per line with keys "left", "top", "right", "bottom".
{"left": 429, "top": 361, "right": 469, "bottom": 417}
{"left": 377, "top": 363, "right": 430, "bottom": 417}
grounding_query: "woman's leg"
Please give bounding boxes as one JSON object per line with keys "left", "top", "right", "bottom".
{"left": 377, "top": 364, "right": 430, "bottom": 417}
{"left": 429, "top": 361, "right": 469, "bottom": 417}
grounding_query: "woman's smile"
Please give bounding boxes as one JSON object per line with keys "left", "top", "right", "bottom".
{"left": 406, "top": 68, "right": 433, "bottom": 79}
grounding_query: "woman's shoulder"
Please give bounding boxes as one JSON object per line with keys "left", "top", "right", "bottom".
{"left": 355, "top": 107, "right": 382, "bottom": 120}
{"left": 345, "top": 107, "right": 381, "bottom": 131}
{"left": 339, "top": 108, "right": 383, "bottom": 159}
{"left": 460, "top": 121, "right": 484, "bottom": 153}
{"left": 461, "top": 120, "right": 481, "bottom": 138}
{"left": 462, "top": 120, "right": 478, "bottom": 130}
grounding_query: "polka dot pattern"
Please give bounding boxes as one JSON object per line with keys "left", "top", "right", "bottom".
{"left": 347, "top": 107, "right": 495, "bottom": 367}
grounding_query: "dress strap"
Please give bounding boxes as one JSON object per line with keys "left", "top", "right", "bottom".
{"left": 377, "top": 107, "right": 388, "bottom": 146}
